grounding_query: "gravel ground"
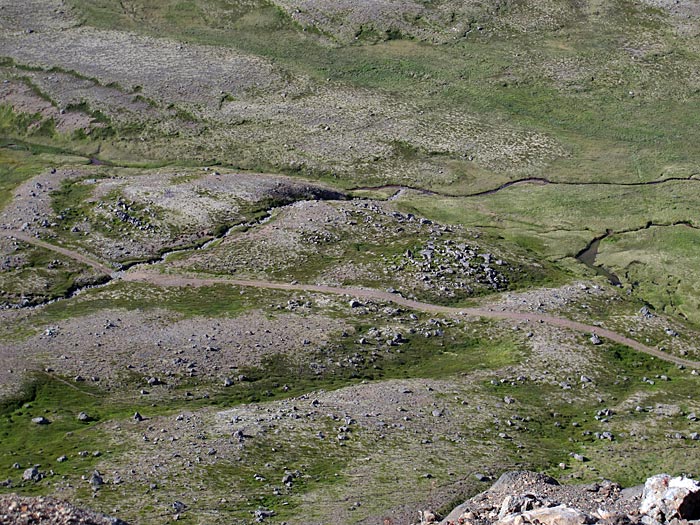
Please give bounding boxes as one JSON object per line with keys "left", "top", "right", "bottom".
{"left": 0, "top": 302, "right": 349, "bottom": 393}
{"left": 0, "top": 27, "right": 282, "bottom": 106}
{"left": 0, "top": 493, "right": 127, "bottom": 524}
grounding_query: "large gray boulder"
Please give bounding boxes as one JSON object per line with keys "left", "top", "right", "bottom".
{"left": 22, "top": 466, "right": 43, "bottom": 482}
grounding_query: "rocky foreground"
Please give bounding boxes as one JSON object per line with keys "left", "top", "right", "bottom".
{"left": 1, "top": 472, "right": 698, "bottom": 525}
{"left": 0, "top": 494, "right": 127, "bottom": 525}
{"left": 418, "top": 472, "right": 700, "bottom": 525}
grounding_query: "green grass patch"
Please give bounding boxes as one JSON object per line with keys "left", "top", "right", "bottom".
{"left": 0, "top": 148, "right": 45, "bottom": 210}
{"left": 598, "top": 225, "right": 700, "bottom": 325}
{"left": 30, "top": 281, "right": 253, "bottom": 326}
{"left": 0, "top": 374, "right": 132, "bottom": 494}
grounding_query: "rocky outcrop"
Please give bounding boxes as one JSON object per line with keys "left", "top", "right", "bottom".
{"left": 416, "top": 472, "right": 700, "bottom": 525}
{"left": 640, "top": 474, "right": 700, "bottom": 524}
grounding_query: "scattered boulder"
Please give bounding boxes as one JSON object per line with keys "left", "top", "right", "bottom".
{"left": 491, "top": 471, "right": 559, "bottom": 491}
{"left": 31, "top": 416, "right": 50, "bottom": 425}
{"left": 89, "top": 470, "right": 104, "bottom": 491}
{"left": 22, "top": 466, "right": 44, "bottom": 482}
{"left": 639, "top": 306, "right": 654, "bottom": 319}
{"left": 253, "top": 507, "right": 275, "bottom": 522}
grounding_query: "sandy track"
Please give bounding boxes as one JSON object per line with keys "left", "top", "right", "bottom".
{"left": 5, "top": 229, "right": 698, "bottom": 369}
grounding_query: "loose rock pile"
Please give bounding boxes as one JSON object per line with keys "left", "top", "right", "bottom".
{"left": 419, "top": 472, "right": 700, "bottom": 525}
{"left": 0, "top": 493, "right": 127, "bottom": 524}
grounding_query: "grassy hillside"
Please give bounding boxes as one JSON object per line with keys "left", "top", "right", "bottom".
{"left": 1, "top": 1, "right": 699, "bottom": 523}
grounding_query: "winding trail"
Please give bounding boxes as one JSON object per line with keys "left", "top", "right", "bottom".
{"left": 121, "top": 269, "right": 698, "bottom": 368}
{"left": 5, "top": 230, "right": 114, "bottom": 274}
{"left": 4, "top": 229, "right": 699, "bottom": 369}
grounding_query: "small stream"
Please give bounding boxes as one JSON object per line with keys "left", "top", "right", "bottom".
{"left": 575, "top": 231, "right": 621, "bottom": 286}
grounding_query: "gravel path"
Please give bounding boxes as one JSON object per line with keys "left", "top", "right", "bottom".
{"left": 122, "top": 269, "right": 700, "bottom": 368}
{"left": 4, "top": 230, "right": 698, "bottom": 369}
{"left": 5, "top": 230, "right": 114, "bottom": 274}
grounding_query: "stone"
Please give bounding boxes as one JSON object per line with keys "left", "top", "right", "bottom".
{"left": 22, "top": 466, "right": 43, "bottom": 482}
{"left": 498, "top": 494, "right": 538, "bottom": 519}
{"left": 640, "top": 306, "right": 654, "bottom": 319}
{"left": 133, "top": 412, "right": 144, "bottom": 421}
{"left": 89, "top": 470, "right": 104, "bottom": 490}
{"left": 590, "top": 333, "right": 602, "bottom": 345}
{"left": 254, "top": 508, "right": 275, "bottom": 522}
{"left": 640, "top": 474, "right": 700, "bottom": 523}
{"left": 498, "top": 505, "right": 592, "bottom": 525}
{"left": 282, "top": 473, "right": 294, "bottom": 486}
{"left": 31, "top": 416, "right": 50, "bottom": 425}
{"left": 596, "top": 431, "right": 615, "bottom": 441}
{"left": 492, "top": 471, "right": 559, "bottom": 491}
{"left": 77, "top": 412, "right": 90, "bottom": 422}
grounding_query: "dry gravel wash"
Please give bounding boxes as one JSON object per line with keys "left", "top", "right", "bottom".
{"left": 3, "top": 227, "right": 698, "bottom": 370}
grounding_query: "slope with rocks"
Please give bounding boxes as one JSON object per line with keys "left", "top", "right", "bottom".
{"left": 427, "top": 472, "right": 700, "bottom": 525}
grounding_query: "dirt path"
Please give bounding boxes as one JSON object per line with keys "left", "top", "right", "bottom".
{"left": 5, "top": 230, "right": 698, "bottom": 369}
{"left": 4, "top": 230, "right": 114, "bottom": 275}
{"left": 122, "top": 270, "right": 700, "bottom": 369}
